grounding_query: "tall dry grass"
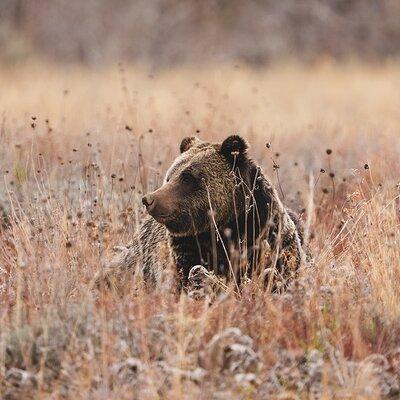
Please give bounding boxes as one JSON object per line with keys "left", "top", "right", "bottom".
{"left": 0, "top": 62, "right": 400, "bottom": 399}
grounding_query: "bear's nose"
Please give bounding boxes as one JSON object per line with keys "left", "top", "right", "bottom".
{"left": 142, "top": 195, "right": 154, "bottom": 209}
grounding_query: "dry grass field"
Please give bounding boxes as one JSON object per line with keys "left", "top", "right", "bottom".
{"left": 0, "top": 62, "right": 400, "bottom": 399}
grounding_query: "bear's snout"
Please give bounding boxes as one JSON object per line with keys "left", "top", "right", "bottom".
{"left": 142, "top": 195, "right": 154, "bottom": 209}
{"left": 142, "top": 194, "right": 159, "bottom": 217}
{"left": 142, "top": 190, "right": 173, "bottom": 222}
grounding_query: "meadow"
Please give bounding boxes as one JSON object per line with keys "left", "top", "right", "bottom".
{"left": 0, "top": 62, "right": 400, "bottom": 399}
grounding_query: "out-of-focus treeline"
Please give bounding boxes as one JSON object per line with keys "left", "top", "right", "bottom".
{"left": 1, "top": 0, "right": 400, "bottom": 67}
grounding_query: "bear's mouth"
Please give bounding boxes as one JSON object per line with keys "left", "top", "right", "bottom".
{"left": 151, "top": 213, "right": 172, "bottom": 223}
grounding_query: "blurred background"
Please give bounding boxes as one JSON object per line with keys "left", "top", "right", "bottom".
{"left": 1, "top": 0, "right": 400, "bottom": 67}
{"left": 2, "top": 4, "right": 400, "bottom": 400}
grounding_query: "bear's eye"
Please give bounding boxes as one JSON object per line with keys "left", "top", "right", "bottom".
{"left": 180, "top": 171, "right": 196, "bottom": 185}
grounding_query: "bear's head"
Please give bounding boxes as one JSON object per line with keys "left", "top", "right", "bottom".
{"left": 142, "top": 135, "right": 260, "bottom": 237}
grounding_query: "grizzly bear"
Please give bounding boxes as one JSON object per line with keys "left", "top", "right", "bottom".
{"left": 100, "top": 135, "right": 306, "bottom": 291}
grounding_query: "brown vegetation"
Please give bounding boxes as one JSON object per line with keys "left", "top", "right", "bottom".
{"left": 1, "top": 1, "right": 400, "bottom": 66}
{"left": 0, "top": 62, "right": 400, "bottom": 398}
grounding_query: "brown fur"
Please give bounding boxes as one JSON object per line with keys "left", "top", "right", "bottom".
{"left": 99, "top": 135, "right": 308, "bottom": 290}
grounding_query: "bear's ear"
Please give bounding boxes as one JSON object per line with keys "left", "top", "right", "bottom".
{"left": 220, "top": 135, "right": 248, "bottom": 165}
{"left": 180, "top": 136, "right": 200, "bottom": 153}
